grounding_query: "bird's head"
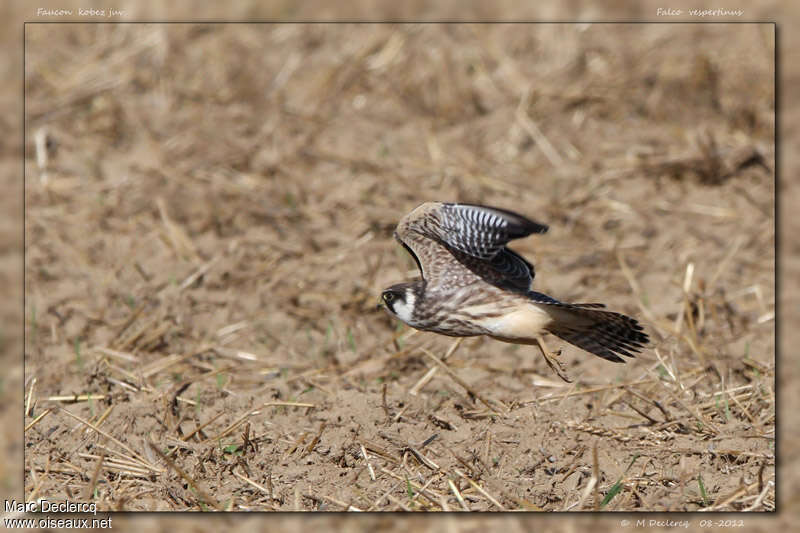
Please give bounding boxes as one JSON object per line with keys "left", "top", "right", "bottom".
{"left": 379, "top": 282, "right": 422, "bottom": 325}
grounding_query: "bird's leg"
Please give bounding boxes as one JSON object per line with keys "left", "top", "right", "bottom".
{"left": 536, "top": 337, "right": 572, "bottom": 383}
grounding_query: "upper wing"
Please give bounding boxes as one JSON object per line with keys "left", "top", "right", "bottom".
{"left": 395, "top": 202, "right": 547, "bottom": 292}
{"left": 393, "top": 203, "right": 454, "bottom": 286}
{"left": 436, "top": 203, "right": 549, "bottom": 260}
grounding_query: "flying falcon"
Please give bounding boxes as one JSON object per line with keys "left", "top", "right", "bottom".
{"left": 380, "top": 202, "right": 648, "bottom": 380}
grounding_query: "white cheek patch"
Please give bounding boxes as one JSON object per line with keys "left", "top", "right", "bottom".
{"left": 393, "top": 290, "right": 416, "bottom": 323}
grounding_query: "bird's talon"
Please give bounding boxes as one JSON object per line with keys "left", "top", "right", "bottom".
{"left": 543, "top": 351, "right": 572, "bottom": 383}
{"left": 535, "top": 338, "right": 571, "bottom": 382}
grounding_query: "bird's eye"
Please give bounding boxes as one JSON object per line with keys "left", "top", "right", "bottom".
{"left": 383, "top": 292, "right": 394, "bottom": 303}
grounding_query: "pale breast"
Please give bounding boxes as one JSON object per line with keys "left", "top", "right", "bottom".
{"left": 476, "top": 303, "right": 553, "bottom": 343}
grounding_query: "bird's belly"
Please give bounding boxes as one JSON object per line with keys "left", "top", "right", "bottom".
{"left": 475, "top": 303, "right": 553, "bottom": 343}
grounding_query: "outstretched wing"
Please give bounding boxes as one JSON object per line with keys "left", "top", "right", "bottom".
{"left": 531, "top": 293, "right": 649, "bottom": 363}
{"left": 394, "top": 203, "right": 452, "bottom": 286}
{"left": 437, "top": 203, "right": 549, "bottom": 259}
{"left": 395, "top": 202, "right": 548, "bottom": 292}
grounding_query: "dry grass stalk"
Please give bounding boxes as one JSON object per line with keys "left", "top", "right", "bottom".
{"left": 448, "top": 478, "right": 470, "bottom": 511}
{"left": 24, "top": 407, "right": 53, "bottom": 432}
{"left": 455, "top": 470, "right": 505, "bottom": 511}
{"left": 743, "top": 480, "right": 774, "bottom": 511}
{"left": 83, "top": 445, "right": 106, "bottom": 501}
{"left": 421, "top": 348, "right": 503, "bottom": 416}
{"left": 77, "top": 452, "right": 154, "bottom": 477}
{"left": 181, "top": 411, "right": 225, "bottom": 442}
{"left": 378, "top": 467, "right": 442, "bottom": 509}
{"left": 359, "top": 440, "right": 400, "bottom": 465}
{"left": 178, "top": 256, "right": 220, "bottom": 292}
{"left": 592, "top": 441, "right": 600, "bottom": 511}
{"left": 25, "top": 377, "right": 36, "bottom": 417}
{"left": 156, "top": 197, "right": 198, "bottom": 261}
{"left": 27, "top": 455, "right": 51, "bottom": 504}
{"left": 58, "top": 407, "right": 162, "bottom": 474}
{"left": 147, "top": 441, "right": 222, "bottom": 511}
{"left": 46, "top": 393, "right": 107, "bottom": 402}
{"left": 409, "top": 337, "right": 462, "bottom": 396}
{"left": 301, "top": 422, "right": 327, "bottom": 458}
{"left": 83, "top": 405, "right": 114, "bottom": 437}
{"left": 232, "top": 467, "right": 271, "bottom": 496}
{"left": 305, "top": 492, "right": 363, "bottom": 512}
{"left": 209, "top": 401, "right": 315, "bottom": 443}
{"left": 361, "top": 443, "right": 377, "bottom": 481}
{"left": 516, "top": 86, "right": 565, "bottom": 169}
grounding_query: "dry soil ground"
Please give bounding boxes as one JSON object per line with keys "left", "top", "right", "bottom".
{"left": 22, "top": 21, "right": 774, "bottom": 515}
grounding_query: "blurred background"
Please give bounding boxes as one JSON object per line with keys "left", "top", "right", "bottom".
{"left": 4, "top": 0, "right": 794, "bottom": 531}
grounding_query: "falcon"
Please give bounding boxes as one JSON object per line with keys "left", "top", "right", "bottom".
{"left": 380, "top": 202, "right": 648, "bottom": 380}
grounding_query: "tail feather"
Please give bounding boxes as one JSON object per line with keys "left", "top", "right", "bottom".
{"left": 537, "top": 300, "right": 649, "bottom": 363}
